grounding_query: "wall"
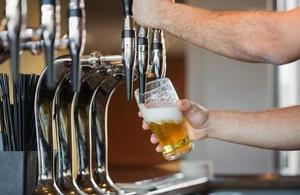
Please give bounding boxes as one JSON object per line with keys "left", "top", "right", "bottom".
{"left": 185, "top": 0, "right": 275, "bottom": 174}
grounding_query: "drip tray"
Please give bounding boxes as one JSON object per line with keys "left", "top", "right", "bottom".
{"left": 117, "top": 173, "right": 208, "bottom": 194}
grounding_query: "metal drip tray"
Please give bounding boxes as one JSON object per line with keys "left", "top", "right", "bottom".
{"left": 117, "top": 173, "right": 208, "bottom": 194}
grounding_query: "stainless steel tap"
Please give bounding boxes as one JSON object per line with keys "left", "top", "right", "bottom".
{"left": 41, "top": 0, "right": 57, "bottom": 89}
{"left": 68, "top": 0, "right": 86, "bottom": 93}
{"left": 33, "top": 56, "right": 72, "bottom": 195}
{"left": 121, "top": 0, "right": 136, "bottom": 101}
{"left": 150, "top": 29, "right": 163, "bottom": 78}
{"left": 53, "top": 64, "right": 107, "bottom": 194}
{"left": 5, "top": 0, "right": 24, "bottom": 150}
{"left": 136, "top": 26, "right": 149, "bottom": 103}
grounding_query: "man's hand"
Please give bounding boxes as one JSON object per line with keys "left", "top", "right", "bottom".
{"left": 139, "top": 99, "right": 209, "bottom": 152}
{"left": 133, "top": 0, "right": 174, "bottom": 28}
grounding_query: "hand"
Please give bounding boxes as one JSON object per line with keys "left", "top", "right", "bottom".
{"left": 139, "top": 99, "right": 209, "bottom": 152}
{"left": 133, "top": 0, "right": 174, "bottom": 28}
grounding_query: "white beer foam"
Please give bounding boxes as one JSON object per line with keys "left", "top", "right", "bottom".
{"left": 140, "top": 105, "right": 183, "bottom": 124}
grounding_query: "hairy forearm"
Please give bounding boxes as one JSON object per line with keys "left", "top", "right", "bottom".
{"left": 159, "top": 3, "right": 299, "bottom": 64}
{"left": 206, "top": 106, "right": 300, "bottom": 150}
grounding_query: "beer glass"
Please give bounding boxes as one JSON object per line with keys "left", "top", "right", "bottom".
{"left": 135, "top": 78, "right": 193, "bottom": 160}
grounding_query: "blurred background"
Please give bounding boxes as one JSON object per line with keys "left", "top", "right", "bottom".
{"left": 0, "top": 0, "right": 300, "bottom": 182}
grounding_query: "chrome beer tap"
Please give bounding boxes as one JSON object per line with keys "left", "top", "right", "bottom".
{"left": 122, "top": 0, "right": 136, "bottom": 100}
{"left": 5, "top": 0, "right": 26, "bottom": 150}
{"left": 137, "top": 26, "right": 149, "bottom": 103}
{"left": 41, "top": 0, "right": 57, "bottom": 89}
{"left": 68, "top": 0, "right": 86, "bottom": 93}
{"left": 150, "top": 29, "right": 166, "bottom": 79}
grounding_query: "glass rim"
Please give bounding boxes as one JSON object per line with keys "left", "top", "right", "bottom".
{"left": 134, "top": 77, "right": 171, "bottom": 97}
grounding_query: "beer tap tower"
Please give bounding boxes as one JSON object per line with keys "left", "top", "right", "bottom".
{"left": 0, "top": 0, "right": 168, "bottom": 194}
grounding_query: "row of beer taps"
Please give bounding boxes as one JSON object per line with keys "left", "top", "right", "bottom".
{"left": 122, "top": 0, "right": 167, "bottom": 102}
{"left": 0, "top": 0, "right": 85, "bottom": 91}
{"left": 0, "top": 0, "right": 166, "bottom": 103}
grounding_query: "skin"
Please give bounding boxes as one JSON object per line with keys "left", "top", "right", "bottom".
{"left": 134, "top": 1, "right": 300, "bottom": 151}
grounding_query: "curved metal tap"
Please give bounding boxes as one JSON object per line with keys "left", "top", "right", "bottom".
{"left": 33, "top": 56, "right": 72, "bottom": 195}
{"left": 53, "top": 64, "right": 109, "bottom": 195}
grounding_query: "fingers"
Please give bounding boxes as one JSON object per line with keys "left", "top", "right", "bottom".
{"left": 151, "top": 134, "right": 162, "bottom": 152}
{"left": 150, "top": 133, "right": 159, "bottom": 144}
{"left": 142, "top": 120, "right": 150, "bottom": 130}
{"left": 156, "top": 145, "right": 163, "bottom": 152}
{"left": 138, "top": 111, "right": 143, "bottom": 118}
{"left": 176, "top": 99, "right": 209, "bottom": 128}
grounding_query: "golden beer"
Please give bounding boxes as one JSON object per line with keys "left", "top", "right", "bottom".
{"left": 135, "top": 78, "right": 194, "bottom": 160}
{"left": 143, "top": 106, "right": 193, "bottom": 160}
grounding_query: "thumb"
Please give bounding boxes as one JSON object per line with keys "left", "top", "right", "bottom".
{"left": 176, "top": 99, "right": 208, "bottom": 128}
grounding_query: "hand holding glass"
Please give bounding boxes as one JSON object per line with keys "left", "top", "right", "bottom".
{"left": 135, "top": 78, "right": 193, "bottom": 160}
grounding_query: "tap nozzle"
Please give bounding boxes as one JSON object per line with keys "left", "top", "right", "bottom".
{"left": 122, "top": 0, "right": 135, "bottom": 101}
{"left": 137, "top": 26, "right": 149, "bottom": 103}
{"left": 41, "top": 0, "right": 56, "bottom": 90}
{"left": 151, "top": 29, "right": 163, "bottom": 79}
{"left": 68, "top": 0, "right": 85, "bottom": 93}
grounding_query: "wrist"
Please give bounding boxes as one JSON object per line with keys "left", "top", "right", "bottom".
{"left": 205, "top": 110, "right": 218, "bottom": 139}
{"left": 156, "top": 2, "right": 177, "bottom": 29}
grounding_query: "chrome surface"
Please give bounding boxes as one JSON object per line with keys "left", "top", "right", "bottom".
{"left": 121, "top": 15, "right": 136, "bottom": 100}
{"left": 137, "top": 26, "right": 149, "bottom": 103}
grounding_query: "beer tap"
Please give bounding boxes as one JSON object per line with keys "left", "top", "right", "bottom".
{"left": 150, "top": 29, "right": 166, "bottom": 79}
{"left": 5, "top": 0, "right": 25, "bottom": 150}
{"left": 121, "top": 0, "right": 136, "bottom": 100}
{"left": 41, "top": 0, "right": 57, "bottom": 90}
{"left": 137, "top": 26, "right": 149, "bottom": 103}
{"left": 68, "top": 0, "right": 86, "bottom": 93}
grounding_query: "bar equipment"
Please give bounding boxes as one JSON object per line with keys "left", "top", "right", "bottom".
{"left": 150, "top": 29, "right": 167, "bottom": 79}
{"left": 41, "top": 0, "right": 57, "bottom": 89}
{"left": 136, "top": 26, "right": 149, "bottom": 103}
{"left": 121, "top": 0, "right": 136, "bottom": 100}
{"left": 68, "top": 0, "right": 86, "bottom": 93}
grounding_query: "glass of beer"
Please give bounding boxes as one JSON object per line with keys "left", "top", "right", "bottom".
{"left": 135, "top": 78, "right": 193, "bottom": 161}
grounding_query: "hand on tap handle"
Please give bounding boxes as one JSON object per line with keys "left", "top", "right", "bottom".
{"left": 68, "top": 0, "right": 85, "bottom": 93}
{"left": 122, "top": 0, "right": 136, "bottom": 101}
{"left": 41, "top": 0, "right": 56, "bottom": 90}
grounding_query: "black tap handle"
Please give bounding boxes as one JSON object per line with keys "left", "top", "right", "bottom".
{"left": 122, "top": 0, "right": 133, "bottom": 16}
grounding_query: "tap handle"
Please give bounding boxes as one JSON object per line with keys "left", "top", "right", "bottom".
{"left": 41, "top": 0, "right": 56, "bottom": 89}
{"left": 121, "top": 1, "right": 135, "bottom": 101}
{"left": 137, "top": 26, "right": 149, "bottom": 103}
{"left": 122, "top": 0, "right": 133, "bottom": 16}
{"left": 68, "top": 1, "right": 84, "bottom": 93}
{"left": 151, "top": 29, "right": 163, "bottom": 79}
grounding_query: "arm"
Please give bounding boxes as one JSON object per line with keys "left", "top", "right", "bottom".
{"left": 145, "top": 100, "right": 300, "bottom": 151}
{"left": 183, "top": 100, "right": 300, "bottom": 150}
{"left": 133, "top": 1, "right": 300, "bottom": 64}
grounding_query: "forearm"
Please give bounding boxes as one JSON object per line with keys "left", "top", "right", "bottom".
{"left": 206, "top": 106, "right": 300, "bottom": 150}
{"left": 159, "top": 3, "right": 298, "bottom": 64}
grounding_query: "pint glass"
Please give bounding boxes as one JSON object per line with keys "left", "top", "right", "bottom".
{"left": 135, "top": 78, "right": 193, "bottom": 160}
